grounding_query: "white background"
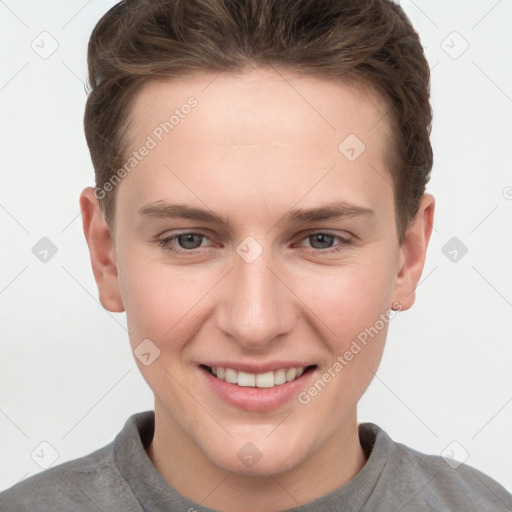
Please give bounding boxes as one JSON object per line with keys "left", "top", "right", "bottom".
{"left": 1, "top": 0, "right": 511, "bottom": 495}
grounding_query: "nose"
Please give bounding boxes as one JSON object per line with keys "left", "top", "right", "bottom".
{"left": 215, "top": 246, "right": 297, "bottom": 351}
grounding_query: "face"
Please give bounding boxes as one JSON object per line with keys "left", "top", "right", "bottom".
{"left": 82, "top": 67, "right": 433, "bottom": 479}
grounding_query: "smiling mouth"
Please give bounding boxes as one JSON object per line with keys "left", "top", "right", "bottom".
{"left": 201, "top": 365, "right": 316, "bottom": 388}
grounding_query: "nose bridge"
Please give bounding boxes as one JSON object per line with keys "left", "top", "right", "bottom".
{"left": 217, "top": 243, "right": 295, "bottom": 348}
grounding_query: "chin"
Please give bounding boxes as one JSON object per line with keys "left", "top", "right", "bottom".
{"left": 203, "top": 430, "right": 311, "bottom": 478}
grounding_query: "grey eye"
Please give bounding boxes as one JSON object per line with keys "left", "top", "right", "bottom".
{"left": 308, "top": 234, "right": 335, "bottom": 249}
{"left": 177, "top": 233, "right": 204, "bottom": 249}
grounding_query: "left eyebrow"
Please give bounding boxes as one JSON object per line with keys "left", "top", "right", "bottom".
{"left": 286, "top": 201, "right": 375, "bottom": 223}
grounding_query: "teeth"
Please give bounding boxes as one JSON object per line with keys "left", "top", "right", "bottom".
{"left": 225, "top": 368, "right": 237, "bottom": 384}
{"left": 255, "top": 371, "right": 274, "bottom": 388}
{"left": 286, "top": 368, "right": 297, "bottom": 382}
{"left": 274, "top": 369, "right": 286, "bottom": 385}
{"left": 208, "top": 366, "right": 308, "bottom": 388}
{"left": 237, "top": 371, "right": 256, "bottom": 387}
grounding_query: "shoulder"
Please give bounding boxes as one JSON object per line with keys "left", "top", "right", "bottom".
{"left": 0, "top": 443, "right": 141, "bottom": 512}
{"left": 360, "top": 423, "right": 512, "bottom": 511}
{"left": 396, "top": 441, "right": 512, "bottom": 511}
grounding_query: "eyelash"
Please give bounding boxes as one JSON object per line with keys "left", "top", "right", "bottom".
{"left": 157, "top": 231, "right": 353, "bottom": 256}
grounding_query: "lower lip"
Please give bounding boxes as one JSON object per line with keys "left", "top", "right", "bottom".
{"left": 199, "top": 366, "right": 316, "bottom": 412}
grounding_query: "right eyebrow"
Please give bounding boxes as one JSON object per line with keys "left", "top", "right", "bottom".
{"left": 137, "top": 202, "right": 229, "bottom": 226}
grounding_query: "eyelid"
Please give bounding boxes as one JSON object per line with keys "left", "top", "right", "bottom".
{"left": 157, "top": 229, "right": 214, "bottom": 247}
{"left": 294, "top": 230, "right": 354, "bottom": 252}
{"left": 156, "top": 228, "right": 213, "bottom": 243}
{"left": 294, "top": 229, "right": 353, "bottom": 244}
{"left": 303, "top": 228, "right": 353, "bottom": 238}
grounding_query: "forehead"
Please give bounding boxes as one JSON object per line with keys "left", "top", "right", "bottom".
{"left": 120, "top": 67, "right": 394, "bottom": 218}
{"left": 128, "top": 67, "right": 390, "bottom": 151}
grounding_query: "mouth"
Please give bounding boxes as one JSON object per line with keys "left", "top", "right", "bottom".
{"left": 201, "top": 364, "right": 317, "bottom": 388}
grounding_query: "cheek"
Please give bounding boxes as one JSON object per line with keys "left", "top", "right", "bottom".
{"left": 292, "top": 264, "right": 396, "bottom": 420}
{"left": 118, "top": 255, "right": 216, "bottom": 349}
{"left": 296, "top": 257, "right": 396, "bottom": 343}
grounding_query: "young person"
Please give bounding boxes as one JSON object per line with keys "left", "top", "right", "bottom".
{"left": 2, "top": 0, "right": 511, "bottom": 510}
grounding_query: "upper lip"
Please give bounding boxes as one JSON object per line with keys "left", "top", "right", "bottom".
{"left": 200, "top": 362, "right": 316, "bottom": 373}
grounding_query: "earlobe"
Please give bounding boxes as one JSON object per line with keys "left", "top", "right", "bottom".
{"left": 80, "top": 188, "right": 125, "bottom": 313}
{"left": 392, "top": 194, "right": 435, "bottom": 311}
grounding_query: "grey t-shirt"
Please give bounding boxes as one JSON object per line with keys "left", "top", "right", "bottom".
{"left": 1, "top": 410, "right": 511, "bottom": 511}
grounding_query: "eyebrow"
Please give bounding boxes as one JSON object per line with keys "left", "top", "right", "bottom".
{"left": 137, "top": 201, "right": 374, "bottom": 226}
{"left": 138, "top": 203, "right": 228, "bottom": 224}
{"left": 287, "top": 202, "right": 374, "bottom": 223}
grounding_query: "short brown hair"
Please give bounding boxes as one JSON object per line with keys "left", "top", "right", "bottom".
{"left": 84, "top": 0, "right": 432, "bottom": 242}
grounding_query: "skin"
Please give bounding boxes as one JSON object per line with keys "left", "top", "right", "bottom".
{"left": 80, "top": 66, "right": 434, "bottom": 511}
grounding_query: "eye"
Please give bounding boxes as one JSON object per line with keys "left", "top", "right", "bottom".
{"left": 174, "top": 233, "right": 206, "bottom": 250}
{"left": 158, "top": 231, "right": 211, "bottom": 254}
{"left": 297, "top": 231, "right": 353, "bottom": 254}
{"left": 157, "top": 230, "right": 353, "bottom": 257}
{"left": 306, "top": 233, "right": 336, "bottom": 250}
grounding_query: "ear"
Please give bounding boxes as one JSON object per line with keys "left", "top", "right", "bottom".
{"left": 392, "top": 193, "right": 435, "bottom": 311}
{"left": 80, "top": 188, "right": 124, "bottom": 312}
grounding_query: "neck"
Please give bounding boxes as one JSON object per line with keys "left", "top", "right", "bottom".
{"left": 146, "top": 403, "right": 367, "bottom": 512}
